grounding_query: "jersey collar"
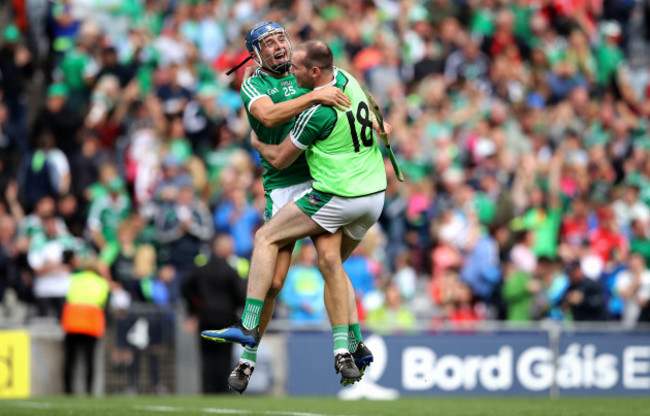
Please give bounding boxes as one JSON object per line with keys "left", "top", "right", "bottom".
{"left": 313, "top": 68, "right": 339, "bottom": 91}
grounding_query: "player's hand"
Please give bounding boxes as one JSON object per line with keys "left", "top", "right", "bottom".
{"left": 382, "top": 122, "right": 393, "bottom": 139}
{"left": 243, "top": 65, "right": 257, "bottom": 80}
{"left": 312, "top": 86, "right": 350, "bottom": 110}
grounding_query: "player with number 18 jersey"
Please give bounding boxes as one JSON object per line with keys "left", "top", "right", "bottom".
{"left": 289, "top": 67, "right": 387, "bottom": 198}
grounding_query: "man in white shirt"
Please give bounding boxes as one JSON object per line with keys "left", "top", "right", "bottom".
{"left": 615, "top": 253, "right": 650, "bottom": 328}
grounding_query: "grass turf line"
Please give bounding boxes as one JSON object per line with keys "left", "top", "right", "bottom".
{"left": 3, "top": 396, "right": 650, "bottom": 416}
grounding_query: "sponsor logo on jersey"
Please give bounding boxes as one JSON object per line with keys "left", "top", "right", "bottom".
{"left": 267, "top": 88, "right": 279, "bottom": 95}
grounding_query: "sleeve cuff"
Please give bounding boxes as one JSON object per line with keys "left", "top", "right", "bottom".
{"left": 247, "top": 94, "right": 267, "bottom": 112}
{"left": 290, "top": 133, "right": 308, "bottom": 150}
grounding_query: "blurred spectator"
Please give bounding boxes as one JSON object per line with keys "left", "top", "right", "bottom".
{"left": 70, "top": 130, "right": 111, "bottom": 208}
{"left": 182, "top": 234, "right": 246, "bottom": 393}
{"left": 501, "top": 261, "right": 541, "bottom": 322}
{"left": 615, "top": 253, "right": 650, "bottom": 328}
{"left": 460, "top": 224, "right": 502, "bottom": 310}
{"left": 58, "top": 193, "right": 85, "bottom": 238}
{"left": 26, "top": 211, "right": 77, "bottom": 318}
{"left": 0, "top": 214, "right": 19, "bottom": 313}
{"left": 156, "top": 180, "right": 213, "bottom": 302}
{"left": 19, "top": 132, "right": 60, "bottom": 211}
{"left": 279, "top": 242, "right": 326, "bottom": 326}
{"left": 393, "top": 250, "right": 417, "bottom": 302}
{"left": 55, "top": 27, "right": 99, "bottom": 117}
{"left": 510, "top": 229, "right": 538, "bottom": 274}
{"left": 535, "top": 257, "right": 570, "bottom": 321}
{"left": 86, "top": 177, "right": 132, "bottom": 257}
{"left": 213, "top": 186, "right": 259, "bottom": 259}
{"left": 32, "top": 83, "right": 83, "bottom": 159}
{"left": 0, "top": 23, "right": 33, "bottom": 158}
{"left": 366, "top": 284, "right": 416, "bottom": 334}
{"left": 612, "top": 184, "right": 650, "bottom": 237}
{"left": 561, "top": 261, "right": 606, "bottom": 321}
{"left": 589, "top": 206, "right": 629, "bottom": 265}
{"left": 448, "top": 281, "right": 484, "bottom": 327}
{"left": 97, "top": 219, "right": 139, "bottom": 293}
{"left": 444, "top": 32, "right": 490, "bottom": 91}
{"left": 630, "top": 218, "right": 650, "bottom": 266}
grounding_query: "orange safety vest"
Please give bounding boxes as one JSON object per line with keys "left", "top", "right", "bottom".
{"left": 61, "top": 271, "right": 110, "bottom": 338}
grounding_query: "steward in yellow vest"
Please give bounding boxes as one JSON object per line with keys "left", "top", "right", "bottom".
{"left": 61, "top": 270, "right": 110, "bottom": 338}
{"left": 60, "top": 251, "right": 111, "bottom": 395}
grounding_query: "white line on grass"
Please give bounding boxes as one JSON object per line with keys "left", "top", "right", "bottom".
{"left": 6, "top": 402, "right": 54, "bottom": 409}
{"left": 136, "top": 405, "right": 352, "bottom": 416}
{"left": 135, "top": 406, "right": 184, "bottom": 412}
{"left": 202, "top": 408, "right": 352, "bottom": 416}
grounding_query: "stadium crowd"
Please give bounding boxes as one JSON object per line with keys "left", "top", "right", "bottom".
{"left": 1, "top": 0, "right": 650, "bottom": 341}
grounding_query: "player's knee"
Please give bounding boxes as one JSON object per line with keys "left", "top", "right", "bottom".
{"left": 317, "top": 251, "right": 341, "bottom": 275}
{"left": 254, "top": 227, "right": 273, "bottom": 247}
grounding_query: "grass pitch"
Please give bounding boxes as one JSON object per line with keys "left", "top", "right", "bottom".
{"left": 3, "top": 396, "right": 650, "bottom": 416}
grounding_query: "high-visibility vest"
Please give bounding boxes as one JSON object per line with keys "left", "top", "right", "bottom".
{"left": 61, "top": 271, "right": 110, "bottom": 338}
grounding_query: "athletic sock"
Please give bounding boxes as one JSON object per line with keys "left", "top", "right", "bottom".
{"left": 241, "top": 298, "right": 264, "bottom": 330}
{"left": 241, "top": 345, "right": 258, "bottom": 366}
{"left": 332, "top": 325, "right": 349, "bottom": 355}
{"left": 348, "top": 323, "right": 363, "bottom": 353}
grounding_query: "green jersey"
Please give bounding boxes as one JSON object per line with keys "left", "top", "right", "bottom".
{"left": 240, "top": 69, "right": 312, "bottom": 191}
{"left": 86, "top": 193, "right": 132, "bottom": 243}
{"left": 290, "top": 68, "right": 387, "bottom": 197}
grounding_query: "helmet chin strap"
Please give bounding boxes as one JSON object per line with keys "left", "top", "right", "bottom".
{"left": 267, "top": 60, "right": 292, "bottom": 74}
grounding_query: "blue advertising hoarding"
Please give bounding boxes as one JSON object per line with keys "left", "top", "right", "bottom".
{"left": 557, "top": 333, "right": 650, "bottom": 395}
{"left": 286, "top": 332, "right": 650, "bottom": 397}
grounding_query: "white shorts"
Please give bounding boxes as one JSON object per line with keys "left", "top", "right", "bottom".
{"left": 263, "top": 180, "right": 314, "bottom": 222}
{"left": 294, "top": 188, "right": 385, "bottom": 241}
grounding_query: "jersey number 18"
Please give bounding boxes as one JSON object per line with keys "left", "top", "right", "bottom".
{"left": 345, "top": 101, "right": 374, "bottom": 153}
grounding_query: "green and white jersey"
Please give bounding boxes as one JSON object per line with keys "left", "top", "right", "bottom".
{"left": 86, "top": 193, "right": 132, "bottom": 243}
{"left": 18, "top": 214, "right": 69, "bottom": 240}
{"left": 290, "top": 68, "right": 387, "bottom": 197}
{"left": 241, "top": 69, "right": 312, "bottom": 191}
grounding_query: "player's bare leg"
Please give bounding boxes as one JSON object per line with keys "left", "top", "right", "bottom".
{"left": 313, "top": 230, "right": 361, "bottom": 384}
{"left": 260, "top": 244, "right": 294, "bottom": 338}
{"left": 229, "top": 244, "right": 294, "bottom": 393}
{"left": 202, "top": 202, "right": 328, "bottom": 344}
{"left": 340, "top": 233, "right": 374, "bottom": 376}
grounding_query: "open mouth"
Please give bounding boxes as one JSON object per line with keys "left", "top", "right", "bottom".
{"left": 273, "top": 51, "right": 287, "bottom": 62}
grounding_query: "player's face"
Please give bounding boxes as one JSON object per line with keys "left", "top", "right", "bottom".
{"left": 290, "top": 51, "right": 312, "bottom": 89}
{"left": 259, "top": 32, "right": 291, "bottom": 69}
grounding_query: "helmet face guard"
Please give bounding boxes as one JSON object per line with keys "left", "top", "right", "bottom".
{"left": 245, "top": 21, "right": 293, "bottom": 75}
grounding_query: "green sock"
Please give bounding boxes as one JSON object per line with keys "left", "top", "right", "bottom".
{"left": 348, "top": 323, "right": 362, "bottom": 352}
{"left": 241, "top": 345, "right": 258, "bottom": 364}
{"left": 241, "top": 298, "right": 264, "bottom": 330}
{"left": 332, "top": 325, "right": 349, "bottom": 354}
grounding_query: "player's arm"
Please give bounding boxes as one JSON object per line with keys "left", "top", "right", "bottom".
{"left": 247, "top": 86, "right": 350, "bottom": 128}
{"left": 251, "top": 130, "right": 303, "bottom": 170}
{"left": 252, "top": 104, "right": 336, "bottom": 169}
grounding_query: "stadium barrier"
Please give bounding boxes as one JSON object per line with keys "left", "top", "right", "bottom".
{"left": 275, "top": 320, "right": 650, "bottom": 398}
{"left": 2, "top": 314, "right": 649, "bottom": 398}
